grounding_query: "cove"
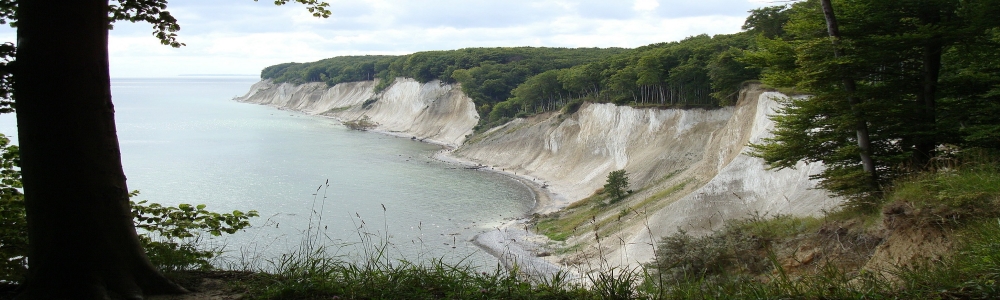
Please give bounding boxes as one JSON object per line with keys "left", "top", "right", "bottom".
{"left": 0, "top": 77, "right": 535, "bottom": 267}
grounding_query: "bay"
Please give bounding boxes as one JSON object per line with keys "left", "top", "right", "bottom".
{"left": 0, "top": 77, "right": 534, "bottom": 268}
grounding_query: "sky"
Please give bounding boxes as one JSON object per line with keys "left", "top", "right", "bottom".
{"left": 0, "top": 0, "right": 779, "bottom": 78}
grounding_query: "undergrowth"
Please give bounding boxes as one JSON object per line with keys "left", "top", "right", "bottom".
{"left": 229, "top": 154, "right": 1000, "bottom": 299}
{"left": 6, "top": 129, "right": 1000, "bottom": 299}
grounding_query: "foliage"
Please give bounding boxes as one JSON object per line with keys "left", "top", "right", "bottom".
{"left": 0, "top": 134, "right": 24, "bottom": 282}
{"left": 889, "top": 152, "right": 1000, "bottom": 227}
{"left": 893, "top": 218, "right": 1000, "bottom": 299}
{"left": 260, "top": 27, "right": 768, "bottom": 129}
{"left": 239, "top": 203, "right": 639, "bottom": 300}
{"left": 603, "top": 170, "right": 630, "bottom": 204}
{"left": 644, "top": 159, "right": 1000, "bottom": 299}
{"left": 480, "top": 32, "right": 761, "bottom": 126}
{"left": 131, "top": 194, "right": 259, "bottom": 272}
{"left": 742, "top": 5, "right": 792, "bottom": 39}
{"left": 343, "top": 115, "right": 377, "bottom": 131}
{"left": 0, "top": 42, "right": 12, "bottom": 114}
{"left": 650, "top": 222, "right": 771, "bottom": 284}
{"left": 747, "top": 0, "right": 1000, "bottom": 203}
{"left": 250, "top": 251, "right": 599, "bottom": 300}
{"left": 261, "top": 55, "right": 393, "bottom": 87}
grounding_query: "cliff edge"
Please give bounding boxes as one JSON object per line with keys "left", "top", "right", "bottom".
{"left": 236, "top": 79, "right": 841, "bottom": 268}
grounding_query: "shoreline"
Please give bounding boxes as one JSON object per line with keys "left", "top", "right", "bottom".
{"left": 241, "top": 101, "right": 570, "bottom": 277}
{"left": 432, "top": 148, "right": 569, "bottom": 278}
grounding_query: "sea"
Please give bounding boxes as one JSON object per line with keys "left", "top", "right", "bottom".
{"left": 0, "top": 77, "right": 535, "bottom": 268}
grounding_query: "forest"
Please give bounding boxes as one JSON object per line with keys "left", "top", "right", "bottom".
{"left": 263, "top": 0, "right": 1000, "bottom": 206}
{"left": 259, "top": 29, "right": 765, "bottom": 129}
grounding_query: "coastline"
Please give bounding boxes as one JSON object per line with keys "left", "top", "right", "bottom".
{"left": 239, "top": 99, "right": 570, "bottom": 277}
{"left": 433, "top": 148, "right": 569, "bottom": 278}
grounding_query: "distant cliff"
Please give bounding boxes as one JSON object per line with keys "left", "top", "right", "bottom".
{"left": 236, "top": 78, "right": 478, "bottom": 148}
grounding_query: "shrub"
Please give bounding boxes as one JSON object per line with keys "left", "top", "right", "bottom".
{"left": 344, "top": 115, "right": 377, "bottom": 131}
{"left": 361, "top": 98, "right": 378, "bottom": 109}
{"left": 131, "top": 194, "right": 258, "bottom": 271}
{"left": 651, "top": 225, "right": 769, "bottom": 284}
{"left": 562, "top": 98, "right": 584, "bottom": 115}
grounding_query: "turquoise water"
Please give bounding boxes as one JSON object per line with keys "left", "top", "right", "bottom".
{"left": 0, "top": 77, "right": 534, "bottom": 267}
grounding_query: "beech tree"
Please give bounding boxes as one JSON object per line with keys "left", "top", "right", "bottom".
{"left": 1, "top": 0, "right": 329, "bottom": 298}
{"left": 748, "top": 0, "right": 1000, "bottom": 204}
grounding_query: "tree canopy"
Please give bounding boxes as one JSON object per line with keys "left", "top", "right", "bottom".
{"left": 262, "top": 30, "right": 766, "bottom": 129}
{"left": 747, "top": 0, "right": 1000, "bottom": 205}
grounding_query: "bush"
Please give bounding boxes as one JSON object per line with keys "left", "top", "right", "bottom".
{"left": 344, "top": 115, "right": 377, "bottom": 131}
{"left": 361, "top": 98, "right": 378, "bottom": 109}
{"left": 131, "top": 194, "right": 258, "bottom": 271}
{"left": 562, "top": 98, "right": 585, "bottom": 115}
{"left": 651, "top": 224, "right": 769, "bottom": 284}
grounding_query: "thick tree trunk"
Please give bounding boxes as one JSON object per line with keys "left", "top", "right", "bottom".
{"left": 821, "top": 0, "right": 879, "bottom": 190}
{"left": 14, "top": 1, "right": 185, "bottom": 298}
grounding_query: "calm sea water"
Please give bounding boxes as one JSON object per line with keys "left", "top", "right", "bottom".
{"left": 0, "top": 77, "right": 534, "bottom": 267}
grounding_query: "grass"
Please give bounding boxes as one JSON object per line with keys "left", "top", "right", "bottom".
{"left": 534, "top": 196, "right": 600, "bottom": 242}
{"left": 633, "top": 179, "right": 692, "bottom": 212}
{"left": 638, "top": 153, "right": 1000, "bottom": 299}
{"left": 323, "top": 106, "right": 351, "bottom": 114}
{"left": 23, "top": 152, "right": 992, "bottom": 300}
{"left": 889, "top": 161, "right": 1000, "bottom": 227}
{"left": 532, "top": 172, "right": 694, "bottom": 246}
{"left": 225, "top": 215, "right": 1000, "bottom": 299}
{"left": 240, "top": 251, "right": 600, "bottom": 299}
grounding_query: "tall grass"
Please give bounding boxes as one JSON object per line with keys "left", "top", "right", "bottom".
{"left": 234, "top": 182, "right": 603, "bottom": 299}
{"left": 221, "top": 153, "right": 1000, "bottom": 299}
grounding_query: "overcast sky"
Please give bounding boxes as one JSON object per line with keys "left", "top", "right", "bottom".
{"left": 0, "top": 0, "right": 778, "bottom": 78}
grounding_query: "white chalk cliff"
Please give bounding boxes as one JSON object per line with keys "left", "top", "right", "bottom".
{"left": 237, "top": 78, "right": 478, "bottom": 148}
{"left": 236, "top": 78, "right": 841, "bottom": 267}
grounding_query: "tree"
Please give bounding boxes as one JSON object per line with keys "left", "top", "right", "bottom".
{"left": 0, "top": 134, "right": 25, "bottom": 282}
{"left": 2, "top": 0, "right": 329, "bottom": 298}
{"left": 603, "top": 170, "right": 629, "bottom": 203}
{"left": 742, "top": 5, "right": 791, "bottom": 39}
{"left": 748, "top": 0, "right": 1000, "bottom": 204}
{"left": 818, "top": 0, "right": 878, "bottom": 191}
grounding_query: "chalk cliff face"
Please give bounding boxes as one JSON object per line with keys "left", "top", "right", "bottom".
{"left": 451, "top": 85, "right": 839, "bottom": 265}
{"left": 236, "top": 78, "right": 478, "bottom": 148}
{"left": 237, "top": 78, "right": 840, "bottom": 266}
{"left": 454, "top": 103, "right": 735, "bottom": 208}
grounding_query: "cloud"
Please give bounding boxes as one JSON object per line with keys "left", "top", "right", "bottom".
{"left": 0, "top": 0, "right": 773, "bottom": 77}
{"left": 654, "top": 0, "right": 761, "bottom": 18}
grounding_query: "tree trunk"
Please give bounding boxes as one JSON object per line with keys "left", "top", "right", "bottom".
{"left": 821, "top": 0, "right": 879, "bottom": 190}
{"left": 912, "top": 36, "right": 943, "bottom": 169}
{"left": 14, "top": 1, "right": 186, "bottom": 298}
